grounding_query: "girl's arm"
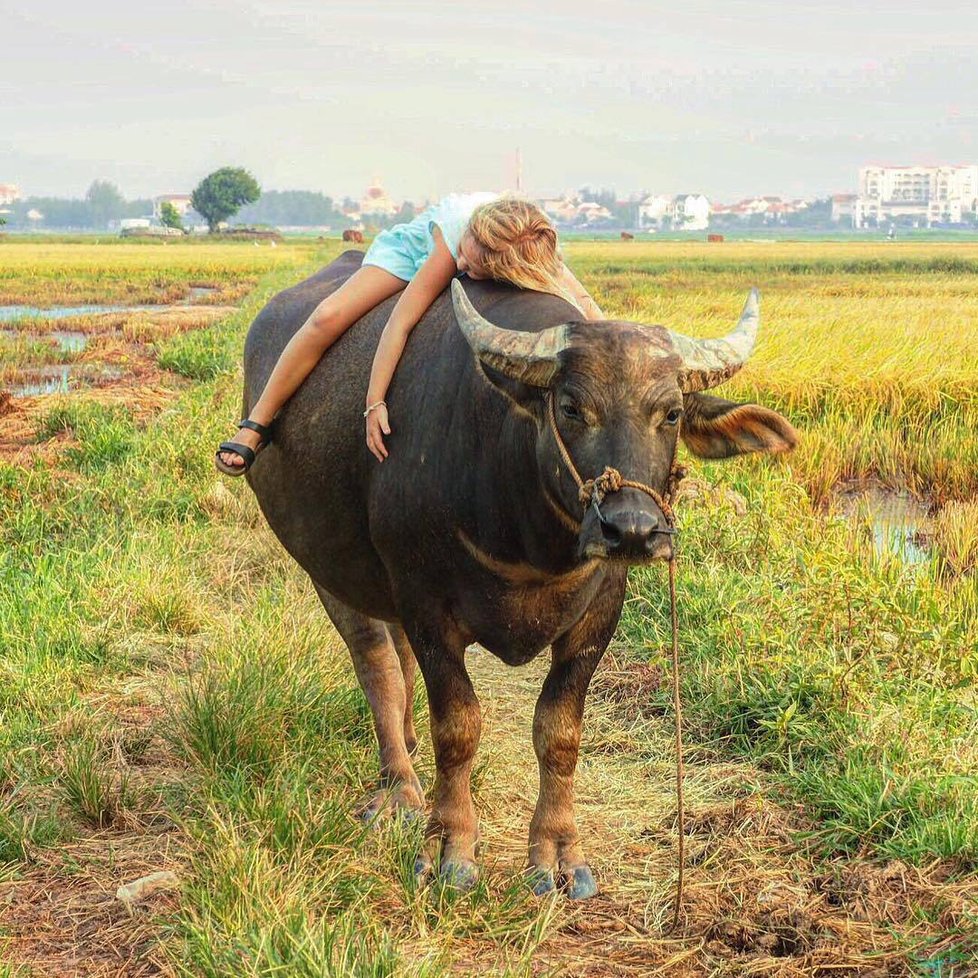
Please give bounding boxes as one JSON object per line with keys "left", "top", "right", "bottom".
{"left": 365, "top": 226, "right": 457, "bottom": 461}
{"left": 559, "top": 263, "right": 605, "bottom": 321}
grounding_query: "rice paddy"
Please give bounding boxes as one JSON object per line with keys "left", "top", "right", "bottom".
{"left": 0, "top": 237, "right": 975, "bottom": 976}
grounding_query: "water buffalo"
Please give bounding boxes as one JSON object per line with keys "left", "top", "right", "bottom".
{"left": 243, "top": 250, "right": 796, "bottom": 898}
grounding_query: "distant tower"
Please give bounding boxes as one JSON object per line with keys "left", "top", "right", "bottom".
{"left": 515, "top": 147, "right": 523, "bottom": 193}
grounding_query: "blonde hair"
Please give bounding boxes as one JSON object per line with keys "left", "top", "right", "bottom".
{"left": 464, "top": 195, "right": 582, "bottom": 313}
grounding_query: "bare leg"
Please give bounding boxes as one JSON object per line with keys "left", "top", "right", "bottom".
{"left": 314, "top": 587, "right": 424, "bottom": 821}
{"left": 218, "top": 265, "right": 406, "bottom": 468}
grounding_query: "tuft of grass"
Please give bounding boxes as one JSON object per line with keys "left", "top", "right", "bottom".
{"left": 0, "top": 798, "right": 66, "bottom": 863}
{"left": 933, "top": 499, "right": 978, "bottom": 576}
{"left": 179, "top": 910, "right": 436, "bottom": 978}
{"left": 36, "top": 401, "right": 135, "bottom": 469}
{"left": 169, "top": 644, "right": 372, "bottom": 782}
{"left": 59, "top": 737, "right": 134, "bottom": 828}
{"left": 157, "top": 327, "right": 233, "bottom": 380}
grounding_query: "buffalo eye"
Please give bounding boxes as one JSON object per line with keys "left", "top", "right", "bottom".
{"left": 663, "top": 407, "right": 683, "bottom": 426}
{"left": 561, "top": 399, "right": 584, "bottom": 422}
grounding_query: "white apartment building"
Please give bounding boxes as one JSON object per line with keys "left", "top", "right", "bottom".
{"left": 854, "top": 165, "right": 978, "bottom": 227}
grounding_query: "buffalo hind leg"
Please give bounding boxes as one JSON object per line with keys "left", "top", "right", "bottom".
{"left": 407, "top": 619, "right": 481, "bottom": 890}
{"left": 389, "top": 623, "right": 419, "bottom": 756}
{"left": 314, "top": 587, "right": 424, "bottom": 821}
{"left": 528, "top": 573, "right": 626, "bottom": 900}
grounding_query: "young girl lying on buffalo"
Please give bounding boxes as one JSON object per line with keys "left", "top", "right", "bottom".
{"left": 215, "top": 192, "right": 604, "bottom": 472}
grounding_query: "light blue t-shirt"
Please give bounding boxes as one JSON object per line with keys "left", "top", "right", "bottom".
{"left": 362, "top": 191, "right": 500, "bottom": 282}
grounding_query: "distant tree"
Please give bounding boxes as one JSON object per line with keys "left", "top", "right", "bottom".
{"left": 237, "top": 189, "right": 344, "bottom": 227}
{"left": 784, "top": 197, "right": 832, "bottom": 228}
{"left": 21, "top": 196, "right": 92, "bottom": 228}
{"left": 190, "top": 167, "right": 261, "bottom": 232}
{"left": 124, "top": 197, "right": 154, "bottom": 219}
{"left": 0, "top": 215, "right": 6, "bottom": 227}
{"left": 86, "top": 180, "right": 127, "bottom": 227}
{"left": 159, "top": 201, "right": 184, "bottom": 230}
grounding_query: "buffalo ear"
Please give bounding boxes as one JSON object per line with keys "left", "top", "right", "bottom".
{"left": 681, "top": 392, "right": 798, "bottom": 459}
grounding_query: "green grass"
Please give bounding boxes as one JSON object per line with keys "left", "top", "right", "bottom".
{"left": 0, "top": 238, "right": 976, "bottom": 974}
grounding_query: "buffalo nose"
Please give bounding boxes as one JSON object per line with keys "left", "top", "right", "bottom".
{"left": 599, "top": 509, "right": 672, "bottom": 560}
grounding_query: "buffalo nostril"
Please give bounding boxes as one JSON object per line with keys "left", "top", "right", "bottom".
{"left": 645, "top": 530, "right": 673, "bottom": 560}
{"left": 599, "top": 519, "right": 622, "bottom": 548}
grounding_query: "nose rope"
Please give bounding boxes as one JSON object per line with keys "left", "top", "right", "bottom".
{"left": 546, "top": 392, "right": 687, "bottom": 929}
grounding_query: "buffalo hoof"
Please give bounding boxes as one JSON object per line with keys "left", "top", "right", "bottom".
{"left": 413, "top": 854, "right": 433, "bottom": 881}
{"left": 526, "top": 867, "right": 556, "bottom": 896}
{"left": 438, "top": 859, "right": 479, "bottom": 892}
{"left": 562, "top": 865, "right": 598, "bottom": 901}
{"left": 356, "top": 783, "right": 425, "bottom": 826}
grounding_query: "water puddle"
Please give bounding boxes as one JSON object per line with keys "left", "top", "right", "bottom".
{"left": 7, "top": 365, "right": 122, "bottom": 397}
{"left": 0, "top": 304, "right": 162, "bottom": 323}
{"left": 836, "top": 487, "right": 932, "bottom": 565}
{"left": 49, "top": 330, "right": 89, "bottom": 352}
{"left": 0, "top": 288, "right": 221, "bottom": 323}
{"left": 186, "top": 285, "right": 219, "bottom": 301}
{"left": 0, "top": 328, "right": 88, "bottom": 352}
{"left": 1, "top": 291, "right": 226, "bottom": 399}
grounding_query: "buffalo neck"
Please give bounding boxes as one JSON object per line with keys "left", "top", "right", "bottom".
{"left": 468, "top": 385, "right": 590, "bottom": 578}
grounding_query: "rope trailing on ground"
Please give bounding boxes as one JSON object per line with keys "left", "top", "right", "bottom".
{"left": 668, "top": 554, "right": 685, "bottom": 930}
{"left": 546, "top": 393, "right": 687, "bottom": 928}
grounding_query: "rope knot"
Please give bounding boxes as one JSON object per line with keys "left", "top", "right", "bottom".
{"left": 667, "top": 464, "right": 688, "bottom": 502}
{"left": 578, "top": 466, "right": 624, "bottom": 507}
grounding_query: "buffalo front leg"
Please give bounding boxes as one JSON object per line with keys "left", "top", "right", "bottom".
{"left": 314, "top": 587, "right": 424, "bottom": 821}
{"left": 528, "top": 573, "right": 625, "bottom": 900}
{"left": 408, "top": 622, "right": 481, "bottom": 890}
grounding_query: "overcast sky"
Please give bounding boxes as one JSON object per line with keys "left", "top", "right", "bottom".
{"left": 2, "top": 0, "right": 976, "bottom": 203}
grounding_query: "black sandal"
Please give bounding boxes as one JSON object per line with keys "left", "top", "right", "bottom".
{"left": 215, "top": 419, "right": 273, "bottom": 476}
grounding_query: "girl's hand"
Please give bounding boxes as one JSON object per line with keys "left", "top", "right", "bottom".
{"left": 366, "top": 403, "right": 391, "bottom": 461}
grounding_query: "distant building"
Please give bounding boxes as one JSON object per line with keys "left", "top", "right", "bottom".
{"left": 574, "top": 201, "right": 613, "bottom": 224}
{"left": 539, "top": 194, "right": 613, "bottom": 226}
{"left": 154, "top": 194, "right": 194, "bottom": 219}
{"left": 359, "top": 180, "right": 399, "bottom": 221}
{"left": 539, "top": 195, "right": 579, "bottom": 224}
{"left": 639, "top": 194, "right": 710, "bottom": 231}
{"left": 711, "top": 196, "right": 807, "bottom": 224}
{"left": 854, "top": 165, "right": 978, "bottom": 227}
{"left": 0, "top": 184, "right": 21, "bottom": 205}
{"left": 830, "top": 194, "right": 857, "bottom": 223}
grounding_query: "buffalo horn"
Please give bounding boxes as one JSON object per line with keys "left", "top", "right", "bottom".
{"left": 668, "top": 289, "right": 760, "bottom": 393}
{"left": 451, "top": 279, "right": 571, "bottom": 388}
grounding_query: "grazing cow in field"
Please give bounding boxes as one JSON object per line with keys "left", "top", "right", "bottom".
{"left": 620, "top": 231, "right": 634, "bottom": 240}
{"left": 243, "top": 250, "right": 796, "bottom": 898}
{"left": 342, "top": 228, "right": 364, "bottom": 243}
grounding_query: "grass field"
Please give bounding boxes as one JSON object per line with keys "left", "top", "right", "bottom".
{"left": 0, "top": 237, "right": 976, "bottom": 976}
